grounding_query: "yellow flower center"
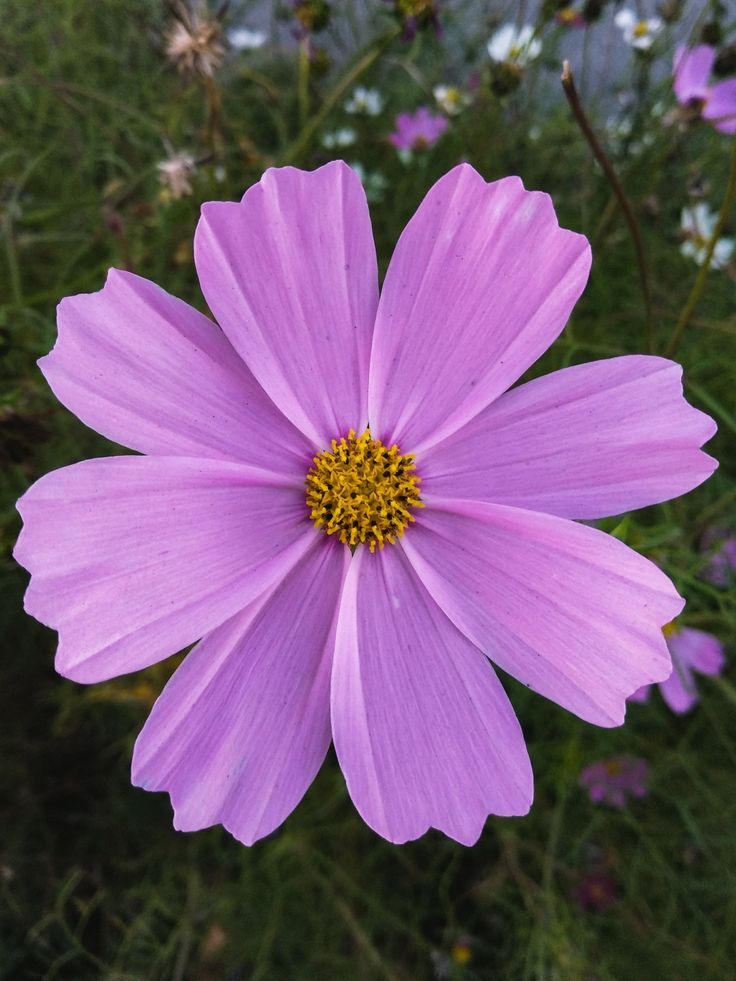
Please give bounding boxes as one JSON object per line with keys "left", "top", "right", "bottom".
{"left": 662, "top": 620, "right": 680, "bottom": 638}
{"left": 633, "top": 20, "right": 649, "bottom": 37}
{"left": 306, "top": 428, "right": 424, "bottom": 551}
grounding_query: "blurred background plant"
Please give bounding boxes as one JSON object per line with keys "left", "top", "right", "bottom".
{"left": 2, "top": 0, "right": 736, "bottom": 977}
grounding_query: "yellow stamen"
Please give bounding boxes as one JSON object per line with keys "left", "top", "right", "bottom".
{"left": 662, "top": 620, "right": 680, "bottom": 639}
{"left": 633, "top": 20, "right": 649, "bottom": 37}
{"left": 306, "top": 428, "right": 424, "bottom": 552}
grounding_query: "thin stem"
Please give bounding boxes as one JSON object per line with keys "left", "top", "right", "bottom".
{"left": 665, "top": 136, "right": 736, "bottom": 359}
{"left": 561, "top": 60, "right": 654, "bottom": 353}
{"left": 281, "top": 26, "right": 400, "bottom": 165}
{"left": 297, "top": 37, "right": 310, "bottom": 130}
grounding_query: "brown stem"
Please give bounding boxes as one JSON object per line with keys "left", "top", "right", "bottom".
{"left": 561, "top": 60, "right": 654, "bottom": 353}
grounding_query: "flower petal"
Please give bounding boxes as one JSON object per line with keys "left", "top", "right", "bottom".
{"left": 367, "top": 167, "right": 590, "bottom": 454}
{"left": 15, "top": 457, "right": 313, "bottom": 683}
{"left": 420, "top": 356, "right": 717, "bottom": 519}
{"left": 659, "top": 662, "right": 698, "bottom": 714}
{"left": 195, "top": 162, "right": 378, "bottom": 447}
{"left": 402, "top": 500, "right": 682, "bottom": 727}
{"left": 673, "top": 45, "right": 715, "bottom": 104}
{"left": 331, "top": 546, "right": 533, "bottom": 846}
{"left": 43, "top": 269, "right": 310, "bottom": 471}
{"left": 704, "top": 79, "right": 736, "bottom": 134}
{"left": 132, "top": 538, "right": 347, "bottom": 845}
{"left": 670, "top": 627, "right": 725, "bottom": 676}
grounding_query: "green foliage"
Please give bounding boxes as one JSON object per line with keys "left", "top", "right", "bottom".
{"left": 1, "top": 1, "right": 735, "bottom": 977}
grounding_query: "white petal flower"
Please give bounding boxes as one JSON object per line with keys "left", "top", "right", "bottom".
{"left": 615, "top": 10, "right": 663, "bottom": 51}
{"left": 322, "top": 128, "right": 357, "bottom": 149}
{"left": 433, "top": 85, "right": 471, "bottom": 116}
{"left": 228, "top": 27, "right": 267, "bottom": 50}
{"left": 680, "top": 204, "right": 733, "bottom": 269}
{"left": 344, "top": 87, "right": 383, "bottom": 116}
{"left": 487, "top": 24, "right": 541, "bottom": 66}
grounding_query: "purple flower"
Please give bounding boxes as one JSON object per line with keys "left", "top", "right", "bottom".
{"left": 572, "top": 870, "right": 619, "bottom": 912}
{"left": 629, "top": 622, "right": 725, "bottom": 714}
{"left": 579, "top": 757, "right": 649, "bottom": 808}
{"left": 701, "top": 530, "right": 736, "bottom": 587}
{"left": 673, "top": 45, "right": 736, "bottom": 134}
{"left": 388, "top": 108, "right": 448, "bottom": 150}
{"left": 15, "top": 163, "right": 716, "bottom": 846}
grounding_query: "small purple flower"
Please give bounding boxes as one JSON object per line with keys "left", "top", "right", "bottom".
{"left": 629, "top": 622, "right": 725, "bottom": 714}
{"left": 674, "top": 45, "right": 736, "bottom": 134}
{"left": 388, "top": 108, "right": 448, "bottom": 151}
{"left": 701, "top": 529, "right": 736, "bottom": 587}
{"left": 572, "top": 870, "right": 619, "bottom": 912}
{"left": 579, "top": 756, "right": 649, "bottom": 808}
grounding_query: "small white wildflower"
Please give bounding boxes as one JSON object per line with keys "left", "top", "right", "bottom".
{"left": 433, "top": 85, "right": 471, "bottom": 116}
{"left": 614, "top": 10, "right": 663, "bottom": 51}
{"left": 322, "top": 127, "right": 357, "bottom": 149}
{"left": 487, "top": 24, "right": 541, "bottom": 66}
{"left": 344, "top": 86, "right": 383, "bottom": 116}
{"left": 227, "top": 27, "right": 267, "bottom": 50}
{"left": 680, "top": 204, "right": 734, "bottom": 269}
{"left": 157, "top": 152, "right": 197, "bottom": 200}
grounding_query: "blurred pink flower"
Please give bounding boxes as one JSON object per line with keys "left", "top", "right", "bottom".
{"left": 16, "top": 162, "right": 716, "bottom": 846}
{"left": 629, "top": 622, "right": 725, "bottom": 713}
{"left": 673, "top": 45, "right": 736, "bottom": 134}
{"left": 572, "top": 870, "right": 619, "bottom": 912}
{"left": 579, "top": 756, "right": 649, "bottom": 808}
{"left": 389, "top": 107, "right": 448, "bottom": 150}
{"left": 701, "top": 529, "right": 736, "bottom": 587}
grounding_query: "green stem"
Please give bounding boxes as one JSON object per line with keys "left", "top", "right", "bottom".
{"left": 281, "top": 26, "right": 400, "bottom": 165}
{"left": 297, "top": 38, "right": 310, "bottom": 130}
{"left": 665, "top": 136, "right": 736, "bottom": 358}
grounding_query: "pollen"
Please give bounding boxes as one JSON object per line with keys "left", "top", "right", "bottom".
{"left": 306, "top": 428, "right": 424, "bottom": 552}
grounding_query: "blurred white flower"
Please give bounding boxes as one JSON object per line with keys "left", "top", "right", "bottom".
{"left": 680, "top": 204, "right": 734, "bottom": 268}
{"left": 487, "top": 24, "right": 541, "bottom": 66}
{"left": 615, "top": 10, "right": 663, "bottom": 51}
{"left": 322, "top": 127, "right": 357, "bottom": 149}
{"left": 433, "top": 85, "right": 471, "bottom": 116}
{"left": 344, "top": 86, "right": 383, "bottom": 116}
{"left": 157, "top": 152, "right": 197, "bottom": 200}
{"left": 228, "top": 27, "right": 267, "bottom": 50}
{"left": 350, "top": 162, "right": 388, "bottom": 202}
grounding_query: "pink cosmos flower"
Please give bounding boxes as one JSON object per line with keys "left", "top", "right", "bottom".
{"left": 673, "top": 45, "right": 736, "bottom": 134}
{"left": 579, "top": 756, "right": 649, "bottom": 808}
{"left": 15, "top": 162, "right": 717, "bottom": 846}
{"left": 629, "top": 622, "right": 725, "bottom": 714}
{"left": 388, "top": 107, "right": 448, "bottom": 150}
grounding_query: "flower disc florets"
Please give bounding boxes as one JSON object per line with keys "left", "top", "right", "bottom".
{"left": 306, "top": 428, "right": 423, "bottom": 551}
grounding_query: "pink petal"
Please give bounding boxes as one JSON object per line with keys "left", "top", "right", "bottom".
{"left": 628, "top": 684, "right": 652, "bottom": 703}
{"left": 669, "top": 627, "right": 725, "bottom": 677}
{"left": 420, "top": 356, "right": 717, "bottom": 519}
{"left": 44, "top": 270, "right": 310, "bottom": 471}
{"left": 132, "top": 539, "right": 347, "bottom": 845}
{"left": 368, "top": 165, "right": 591, "bottom": 454}
{"left": 704, "top": 79, "right": 736, "bottom": 134}
{"left": 194, "top": 162, "right": 378, "bottom": 448}
{"left": 402, "top": 500, "right": 682, "bottom": 727}
{"left": 331, "top": 546, "right": 533, "bottom": 846}
{"left": 673, "top": 45, "right": 715, "bottom": 104}
{"left": 659, "top": 659, "right": 698, "bottom": 714}
{"left": 15, "top": 457, "right": 313, "bottom": 683}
